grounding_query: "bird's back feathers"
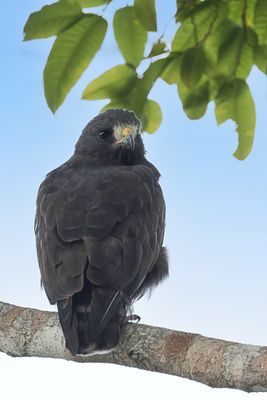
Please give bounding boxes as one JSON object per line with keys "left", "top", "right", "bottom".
{"left": 35, "top": 110, "right": 168, "bottom": 355}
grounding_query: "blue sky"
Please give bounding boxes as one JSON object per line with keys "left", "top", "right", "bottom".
{"left": 0, "top": 1, "right": 266, "bottom": 399}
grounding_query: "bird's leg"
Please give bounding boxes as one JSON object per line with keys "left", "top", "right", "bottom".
{"left": 123, "top": 297, "right": 141, "bottom": 323}
{"left": 125, "top": 304, "right": 140, "bottom": 323}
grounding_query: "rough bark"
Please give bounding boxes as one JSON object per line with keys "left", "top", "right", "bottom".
{"left": 0, "top": 301, "right": 266, "bottom": 392}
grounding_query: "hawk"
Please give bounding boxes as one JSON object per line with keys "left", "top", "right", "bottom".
{"left": 35, "top": 109, "right": 168, "bottom": 355}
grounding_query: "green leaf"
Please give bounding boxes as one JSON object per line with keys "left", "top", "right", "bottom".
{"left": 181, "top": 46, "right": 206, "bottom": 88}
{"left": 208, "top": 77, "right": 226, "bottom": 100}
{"left": 203, "top": 19, "right": 234, "bottom": 65}
{"left": 101, "top": 97, "right": 132, "bottom": 113}
{"left": 172, "top": 19, "right": 195, "bottom": 52}
{"left": 161, "top": 52, "right": 209, "bottom": 118}
{"left": 141, "top": 99, "right": 162, "bottom": 133}
{"left": 227, "top": 0, "right": 256, "bottom": 28}
{"left": 161, "top": 55, "right": 182, "bottom": 84}
{"left": 218, "top": 27, "right": 242, "bottom": 76}
{"left": 131, "top": 58, "right": 170, "bottom": 114}
{"left": 254, "top": 44, "right": 267, "bottom": 74}
{"left": 175, "top": 0, "right": 195, "bottom": 22}
{"left": 215, "top": 80, "right": 255, "bottom": 160}
{"left": 246, "top": 0, "right": 257, "bottom": 27}
{"left": 236, "top": 29, "right": 257, "bottom": 79}
{"left": 254, "top": 0, "right": 267, "bottom": 45}
{"left": 172, "top": 0, "right": 219, "bottom": 52}
{"left": 146, "top": 41, "right": 168, "bottom": 58}
{"left": 113, "top": 6, "right": 147, "bottom": 67}
{"left": 79, "top": 0, "right": 110, "bottom": 6}
{"left": 44, "top": 14, "right": 107, "bottom": 112}
{"left": 65, "top": 0, "right": 111, "bottom": 6}
{"left": 23, "top": 1, "right": 82, "bottom": 40}
{"left": 217, "top": 27, "right": 254, "bottom": 79}
{"left": 82, "top": 64, "right": 137, "bottom": 100}
{"left": 178, "top": 78, "right": 210, "bottom": 119}
{"left": 102, "top": 97, "right": 162, "bottom": 133}
{"left": 163, "top": 51, "right": 209, "bottom": 119}
{"left": 102, "top": 59, "right": 168, "bottom": 130}
{"left": 134, "top": 0, "right": 157, "bottom": 32}
{"left": 227, "top": 0, "right": 243, "bottom": 26}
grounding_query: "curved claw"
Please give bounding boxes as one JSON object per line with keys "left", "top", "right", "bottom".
{"left": 126, "top": 314, "right": 141, "bottom": 323}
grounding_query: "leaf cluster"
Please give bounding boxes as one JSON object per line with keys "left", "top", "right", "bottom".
{"left": 24, "top": 0, "right": 267, "bottom": 158}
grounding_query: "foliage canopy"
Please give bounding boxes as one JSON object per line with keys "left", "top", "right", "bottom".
{"left": 24, "top": 0, "right": 267, "bottom": 159}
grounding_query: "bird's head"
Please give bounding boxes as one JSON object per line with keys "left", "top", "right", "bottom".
{"left": 74, "top": 109, "right": 145, "bottom": 165}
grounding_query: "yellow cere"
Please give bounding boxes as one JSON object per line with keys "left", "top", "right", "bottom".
{"left": 113, "top": 124, "right": 137, "bottom": 144}
{"left": 121, "top": 126, "right": 133, "bottom": 137}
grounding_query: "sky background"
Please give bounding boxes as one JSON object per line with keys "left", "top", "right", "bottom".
{"left": 0, "top": 1, "right": 266, "bottom": 399}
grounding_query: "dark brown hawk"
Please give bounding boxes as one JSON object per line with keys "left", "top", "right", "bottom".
{"left": 35, "top": 109, "right": 168, "bottom": 355}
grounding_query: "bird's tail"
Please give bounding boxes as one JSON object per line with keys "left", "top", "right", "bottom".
{"left": 57, "top": 297, "right": 79, "bottom": 355}
{"left": 57, "top": 285, "right": 127, "bottom": 356}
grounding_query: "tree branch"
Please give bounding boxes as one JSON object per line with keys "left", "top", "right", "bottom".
{"left": 0, "top": 301, "right": 266, "bottom": 392}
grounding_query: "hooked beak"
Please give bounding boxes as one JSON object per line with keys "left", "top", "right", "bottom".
{"left": 115, "top": 126, "right": 136, "bottom": 150}
{"left": 123, "top": 131, "right": 135, "bottom": 150}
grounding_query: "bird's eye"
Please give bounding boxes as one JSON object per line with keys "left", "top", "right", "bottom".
{"left": 97, "top": 129, "right": 112, "bottom": 141}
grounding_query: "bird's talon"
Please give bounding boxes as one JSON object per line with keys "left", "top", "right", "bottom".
{"left": 126, "top": 314, "right": 141, "bottom": 323}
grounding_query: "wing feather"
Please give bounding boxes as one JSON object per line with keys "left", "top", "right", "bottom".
{"left": 35, "top": 163, "right": 165, "bottom": 305}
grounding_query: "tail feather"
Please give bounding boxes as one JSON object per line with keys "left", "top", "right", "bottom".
{"left": 88, "top": 288, "right": 124, "bottom": 339}
{"left": 57, "top": 282, "right": 127, "bottom": 355}
{"left": 57, "top": 298, "right": 79, "bottom": 355}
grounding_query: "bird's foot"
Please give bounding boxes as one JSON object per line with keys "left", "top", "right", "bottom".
{"left": 126, "top": 314, "right": 141, "bottom": 323}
